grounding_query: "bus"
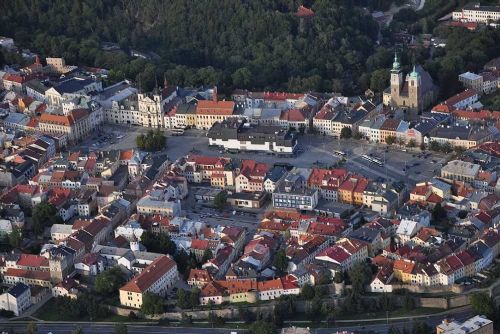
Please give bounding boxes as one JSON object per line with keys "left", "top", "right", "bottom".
{"left": 361, "top": 154, "right": 384, "bottom": 166}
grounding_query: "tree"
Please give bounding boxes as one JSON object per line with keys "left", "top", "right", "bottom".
{"left": 412, "top": 321, "right": 431, "bottom": 334}
{"left": 429, "top": 140, "right": 441, "bottom": 152}
{"left": 353, "top": 131, "right": 363, "bottom": 140}
{"left": 469, "top": 293, "right": 495, "bottom": 318}
{"left": 454, "top": 146, "right": 466, "bottom": 155}
{"left": 348, "top": 262, "right": 372, "bottom": 296}
{"left": 370, "top": 69, "right": 390, "bottom": 92}
{"left": 334, "top": 271, "right": 344, "bottom": 284}
{"left": 432, "top": 203, "right": 447, "bottom": 223}
{"left": 71, "top": 327, "right": 84, "bottom": 334}
{"left": 273, "top": 249, "right": 288, "bottom": 274}
{"left": 8, "top": 226, "right": 23, "bottom": 248}
{"left": 177, "top": 289, "right": 190, "bottom": 309}
{"left": 32, "top": 202, "right": 62, "bottom": 234}
{"left": 248, "top": 321, "right": 277, "bottom": 334}
{"left": 408, "top": 139, "right": 416, "bottom": 148}
{"left": 94, "top": 267, "right": 125, "bottom": 296}
{"left": 213, "top": 191, "right": 227, "bottom": 211}
{"left": 189, "top": 288, "right": 200, "bottom": 309}
{"left": 141, "top": 293, "right": 165, "bottom": 316}
{"left": 238, "top": 307, "right": 255, "bottom": 323}
{"left": 26, "top": 322, "right": 37, "bottom": 334}
{"left": 114, "top": 323, "right": 128, "bottom": 334}
{"left": 301, "top": 283, "right": 315, "bottom": 300}
{"left": 136, "top": 129, "right": 166, "bottom": 152}
{"left": 141, "top": 231, "right": 176, "bottom": 255}
{"left": 340, "top": 127, "right": 352, "bottom": 139}
{"left": 201, "top": 248, "right": 213, "bottom": 264}
{"left": 385, "top": 136, "right": 396, "bottom": 145}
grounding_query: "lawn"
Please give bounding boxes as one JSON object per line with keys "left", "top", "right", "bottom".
{"left": 33, "top": 299, "right": 143, "bottom": 323}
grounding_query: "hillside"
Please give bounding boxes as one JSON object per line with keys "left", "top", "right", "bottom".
{"left": 0, "top": 0, "right": 382, "bottom": 93}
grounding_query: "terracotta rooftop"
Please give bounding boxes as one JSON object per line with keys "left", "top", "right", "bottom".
{"left": 120, "top": 255, "right": 176, "bottom": 293}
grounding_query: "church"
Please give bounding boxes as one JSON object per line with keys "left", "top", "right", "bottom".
{"left": 383, "top": 53, "right": 438, "bottom": 115}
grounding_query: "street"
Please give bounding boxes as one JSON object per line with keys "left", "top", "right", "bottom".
{"left": 0, "top": 306, "right": 472, "bottom": 333}
{"left": 81, "top": 125, "right": 450, "bottom": 199}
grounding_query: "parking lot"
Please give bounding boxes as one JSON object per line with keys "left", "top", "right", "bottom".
{"left": 89, "top": 125, "right": 450, "bottom": 189}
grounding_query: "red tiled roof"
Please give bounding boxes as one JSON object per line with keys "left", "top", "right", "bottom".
{"left": 120, "top": 255, "right": 177, "bottom": 293}
{"left": 120, "top": 150, "right": 134, "bottom": 161}
{"left": 296, "top": 5, "right": 315, "bottom": 17}
{"left": 40, "top": 113, "right": 74, "bottom": 126}
{"left": 4, "top": 268, "right": 51, "bottom": 281}
{"left": 191, "top": 239, "right": 209, "bottom": 250}
{"left": 196, "top": 100, "right": 235, "bottom": 115}
{"left": 280, "top": 109, "right": 307, "bottom": 122}
{"left": 17, "top": 254, "right": 49, "bottom": 268}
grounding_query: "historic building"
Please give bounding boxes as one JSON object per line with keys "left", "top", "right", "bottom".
{"left": 383, "top": 54, "right": 437, "bottom": 116}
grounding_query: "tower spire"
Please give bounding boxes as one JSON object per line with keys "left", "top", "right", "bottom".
{"left": 392, "top": 52, "right": 401, "bottom": 72}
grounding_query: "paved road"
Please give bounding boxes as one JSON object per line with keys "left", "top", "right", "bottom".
{"left": 0, "top": 323, "right": 239, "bottom": 334}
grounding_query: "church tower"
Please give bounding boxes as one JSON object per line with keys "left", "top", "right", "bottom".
{"left": 408, "top": 65, "right": 421, "bottom": 109}
{"left": 391, "top": 52, "right": 403, "bottom": 99}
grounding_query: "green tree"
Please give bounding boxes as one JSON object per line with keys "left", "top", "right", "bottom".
{"left": 213, "top": 191, "right": 227, "bottom": 211}
{"left": 32, "top": 202, "right": 63, "bottom": 234}
{"left": 408, "top": 139, "right": 416, "bottom": 148}
{"left": 348, "top": 262, "right": 372, "bottom": 296}
{"left": 141, "top": 231, "right": 176, "bottom": 255}
{"left": 94, "top": 267, "right": 125, "bottom": 296}
{"left": 201, "top": 248, "right": 213, "bottom": 264}
{"left": 189, "top": 288, "right": 200, "bottom": 308}
{"left": 469, "top": 293, "right": 495, "bottom": 318}
{"left": 334, "top": 271, "right": 344, "bottom": 284}
{"left": 429, "top": 140, "right": 441, "bottom": 152}
{"left": 248, "top": 321, "right": 277, "bottom": 334}
{"left": 114, "top": 323, "right": 128, "bottom": 334}
{"left": 231, "top": 67, "right": 252, "bottom": 87}
{"left": 26, "top": 322, "right": 37, "bottom": 334}
{"left": 412, "top": 321, "right": 431, "bottom": 334}
{"left": 71, "top": 327, "right": 84, "bottom": 334}
{"left": 432, "top": 203, "right": 447, "bottom": 223}
{"left": 301, "top": 283, "right": 315, "bottom": 300}
{"left": 385, "top": 136, "right": 396, "bottom": 145}
{"left": 177, "top": 289, "right": 190, "bottom": 309}
{"left": 340, "top": 127, "right": 352, "bottom": 139}
{"left": 273, "top": 249, "right": 289, "bottom": 274}
{"left": 370, "top": 69, "right": 390, "bottom": 92}
{"left": 141, "top": 293, "right": 165, "bottom": 316}
{"left": 136, "top": 130, "right": 166, "bottom": 152}
{"left": 8, "top": 226, "right": 23, "bottom": 248}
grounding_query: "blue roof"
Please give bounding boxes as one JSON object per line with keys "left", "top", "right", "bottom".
{"left": 8, "top": 283, "right": 29, "bottom": 298}
{"left": 55, "top": 77, "right": 94, "bottom": 94}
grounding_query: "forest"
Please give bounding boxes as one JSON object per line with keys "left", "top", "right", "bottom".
{"left": 0, "top": 0, "right": 382, "bottom": 94}
{"left": 1, "top": 0, "right": 500, "bottom": 99}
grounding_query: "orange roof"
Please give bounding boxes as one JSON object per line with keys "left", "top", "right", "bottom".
{"left": 196, "top": 100, "right": 235, "bottom": 115}
{"left": 40, "top": 113, "right": 74, "bottom": 126}
{"left": 120, "top": 150, "right": 134, "bottom": 161}
{"left": 257, "top": 278, "right": 283, "bottom": 291}
{"left": 4, "top": 268, "right": 51, "bottom": 281}
{"left": 120, "top": 255, "right": 177, "bottom": 293}
{"left": 411, "top": 184, "right": 431, "bottom": 196}
{"left": 296, "top": 5, "right": 315, "bottom": 17}
{"left": 191, "top": 239, "right": 209, "bottom": 250}
{"left": 393, "top": 259, "right": 415, "bottom": 274}
{"left": 188, "top": 269, "right": 212, "bottom": 283}
{"left": 17, "top": 254, "right": 49, "bottom": 268}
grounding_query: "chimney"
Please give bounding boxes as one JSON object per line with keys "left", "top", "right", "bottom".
{"left": 213, "top": 86, "right": 218, "bottom": 103}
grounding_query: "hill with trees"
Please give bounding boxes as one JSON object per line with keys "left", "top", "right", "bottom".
{"left": 0, "top": 0, "right": 381, "bottom": 94}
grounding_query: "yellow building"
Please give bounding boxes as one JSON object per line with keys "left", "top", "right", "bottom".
{"left": 119, "top": 255, "right": 178, "bottom": 309}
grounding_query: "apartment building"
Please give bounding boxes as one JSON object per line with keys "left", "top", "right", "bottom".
{"left": 119, "top": 255, "right": 178, "bottom": 309}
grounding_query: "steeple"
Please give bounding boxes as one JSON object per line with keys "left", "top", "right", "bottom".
{"left": 163, "top": 74, "right": 168, "bottom": 88}
{"left": 212, "top": 86, "right": 218, "bottom": 102}
{"left": 392, "top": 52, "right": 401, "bottom": 72}
{"left": 410, "top": 65, "right": 420, "bottom": 79}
